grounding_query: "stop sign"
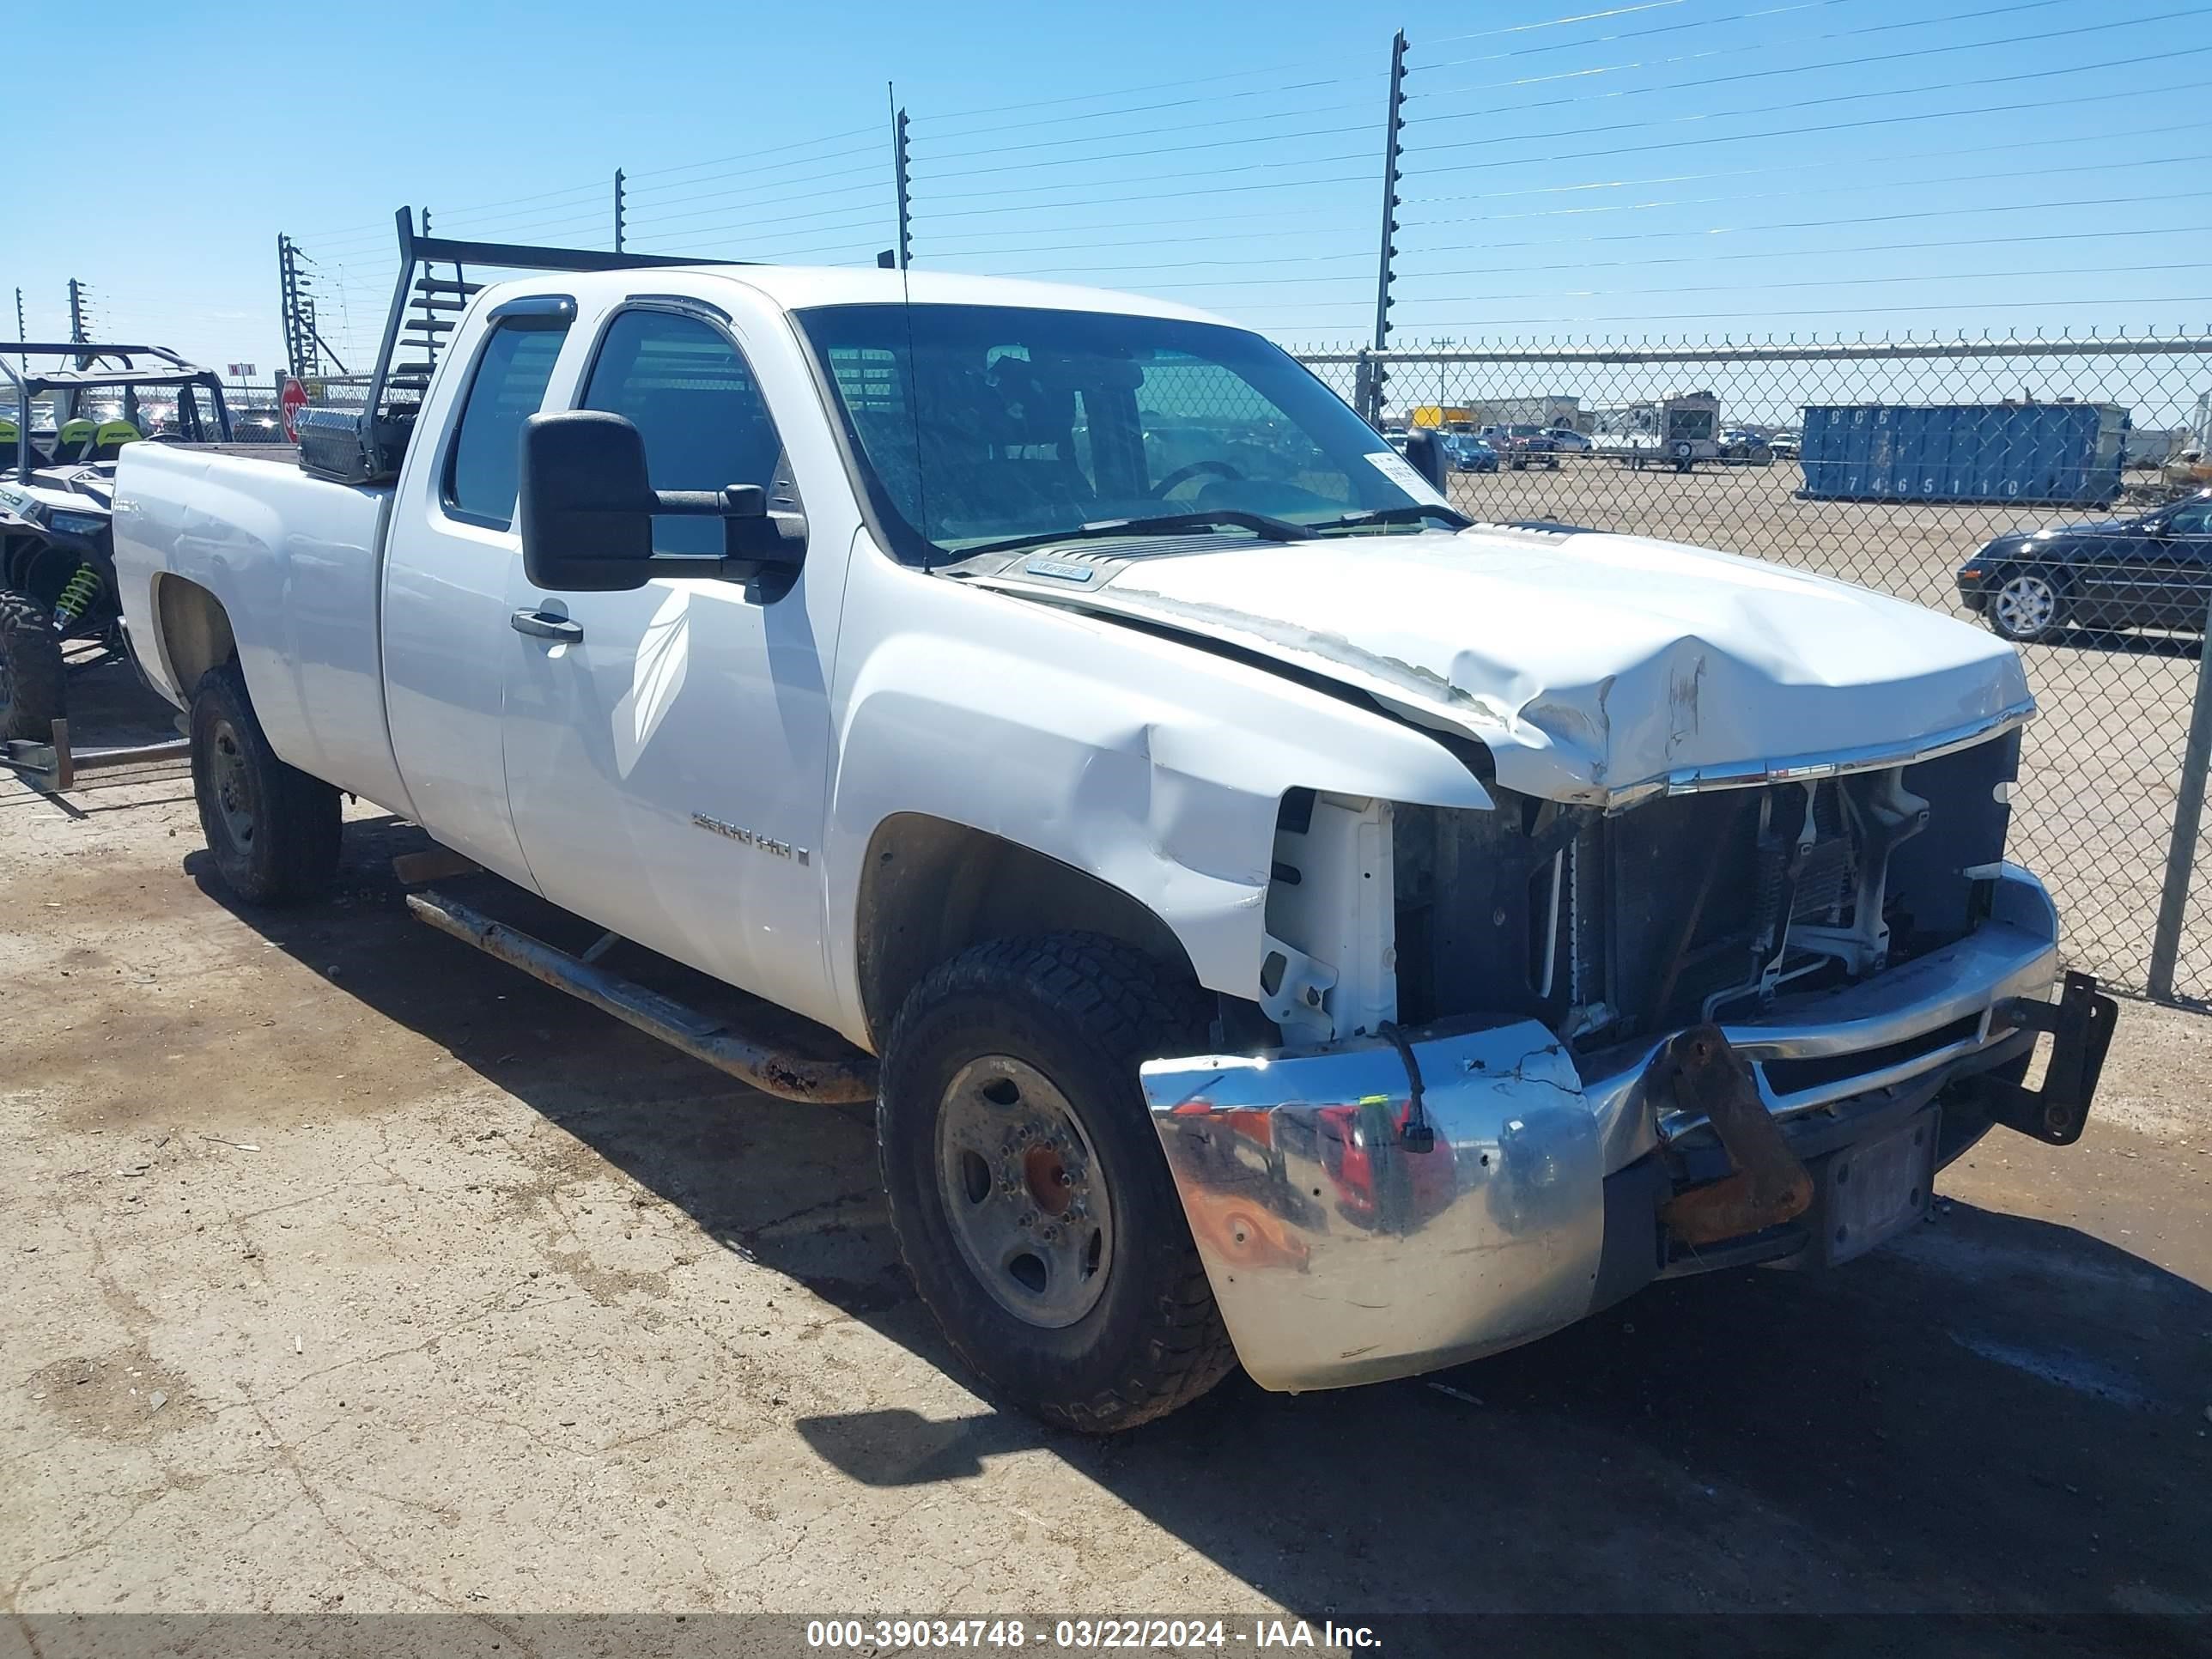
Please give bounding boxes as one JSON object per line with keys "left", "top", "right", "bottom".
{"left": 279, "top": 376, "right": 307, "bottom": 441}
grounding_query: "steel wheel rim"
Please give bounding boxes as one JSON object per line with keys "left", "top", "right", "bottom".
{"left": 209, "top": 717, "right": 257, "bottom": 848}
{"left": 935, "top": 1055, "right": 1114, "bottom": 1328}
{"left": 1995, "top": 574, "right": 2056, "bottom": 636}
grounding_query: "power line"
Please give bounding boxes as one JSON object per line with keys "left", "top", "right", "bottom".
{"left": 625, "top": 121, "right": 880, "bottom": 181}
{"left": 1239, "top": 296, "right": 2212, "bottom": 327}
{"left": 1411, "top": 3, "right": 2182, "bottom": 129}
{"left": 1413, "top": 0, "right": 2054, "bottom": 100}
{"left": 630, "top": 183, "right": 890, "bottom": 236}
{"left": 915, "top": 58, "right": 1379, "bottom": 131}
{"left": 1408, "top": 73, "right": 2212, "bottom": 178}
{"left": 1404, "top": 118, "right": 2212, "bottom": 210}
{"left": 914, "top": 96, "right": 1383, "bottom": 165}
{"left": 1408, "top": 41, "right": 2209, "bottom": 162}
{"left": 625, "top": 161, "right": 886, "bottom": 216}
{"left": 628, "top": 208, "right": 892, "bottom": 249}
{"left": 624, "top": 143, "right": 880, "bottom": 200}
{"left": 921, "top": 155, "right": 1376, "bottom": 211}
{"left": 1402, "top": 190, "right": 2212, "bottom": 258}
{"left": 1420, "top": 1, "right": 1691, "bottom": 50}
{"left": 913, "top": 123, "right": 1378, "bottom": 185}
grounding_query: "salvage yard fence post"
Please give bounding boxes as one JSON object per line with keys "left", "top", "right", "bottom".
{"left": 2149, "top": 589, "right": 2212, "bottom": 1001}
{"left": 1295, "top": 331, "right": 2212, "bottom": 1004}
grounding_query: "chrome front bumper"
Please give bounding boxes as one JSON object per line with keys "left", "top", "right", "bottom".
{"left": 1142, "top": 864, "right": 2063, "bottom": 1394}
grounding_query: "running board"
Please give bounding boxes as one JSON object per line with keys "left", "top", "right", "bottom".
{"left": 404, "top": 889, "right": 878, "bottom": 1105}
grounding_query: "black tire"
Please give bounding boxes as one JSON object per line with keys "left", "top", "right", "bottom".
{"left": 0, "top": 586, "right": 65, "bottom": 742}
{"left": 878, "top": 933, "right": 1236, "bottom": 1433}
{"left": 190, "top": 662, "right": 341, "bottom": 904}
{"left": 1984, "top": 566, "right": 2068, "bottom": 645}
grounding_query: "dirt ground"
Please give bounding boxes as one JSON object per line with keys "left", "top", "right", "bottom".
{"left": 2, "top": 659, "right": 2209, "bottom": 1646}
{"left": 1443, "top": 457, "right": 2212, "bottom": 1001}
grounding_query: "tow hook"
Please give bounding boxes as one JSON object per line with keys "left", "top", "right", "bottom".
{"left": 1656, "top": 1024, "right": 1815, "bottom": 1247}
{"left": 1974, "top": 970, "right": 2118, "bottom": 1146}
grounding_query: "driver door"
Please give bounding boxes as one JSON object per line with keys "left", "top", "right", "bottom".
{"left": 500, "top": 301, "right": 842, "bottom": 1021}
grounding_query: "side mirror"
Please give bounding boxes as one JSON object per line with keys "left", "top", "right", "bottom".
{"left": 1401, "top": 427, "right": 1449, "bottom": 493}
{"left": 519, "top": 410, "right": 810, "bottom": 592}
{"left": 520, "top": 410, "right": 657, "bottom": 592}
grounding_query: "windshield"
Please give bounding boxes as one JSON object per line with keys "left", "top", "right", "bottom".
{"left": 797, "top": 303, "right": 1456, "bottom": 562}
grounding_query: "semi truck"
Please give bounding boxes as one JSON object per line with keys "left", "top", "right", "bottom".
{"left": 109, "top": 214, "right": 2115, "bottom": 1430}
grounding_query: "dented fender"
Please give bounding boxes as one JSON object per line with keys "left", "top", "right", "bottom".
{"left": 820, "top": 561, "right": 1493, "bottom": 1042}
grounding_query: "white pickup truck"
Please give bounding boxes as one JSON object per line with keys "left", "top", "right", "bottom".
{"left": 112, "top": 221, "right": 2116, "bottom": 1431}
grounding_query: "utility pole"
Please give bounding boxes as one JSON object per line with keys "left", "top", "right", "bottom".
{"left": 67, "top": 277, "right": 91, "bottom": 367}
{"left": 13, "top": 288, "right": 23, "bottom": 368}
{"left": 1358, "top": 28, "right": 1408, "bottom": 426}
{"left": 613, "top": 168, "right": 627, "bottom": 253}
{"left": 890, "top": 84, "right": 913, "bottom": 270}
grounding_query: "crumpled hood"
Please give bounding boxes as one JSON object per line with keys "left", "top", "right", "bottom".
{"left": 984, "top": 525, "right": 2032, "bottom": 805}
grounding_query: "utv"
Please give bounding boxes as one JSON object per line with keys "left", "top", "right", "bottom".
{"left": 0, "top": 343, "right": 234, "bottom": 739}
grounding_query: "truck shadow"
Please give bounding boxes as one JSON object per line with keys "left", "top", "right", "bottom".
{"left": 189, "top": 817, "right": 2212, "bottom": 1622}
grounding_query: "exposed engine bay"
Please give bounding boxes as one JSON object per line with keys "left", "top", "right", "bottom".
{"left": 1264, "top": 732, "right": 2020, "bottom": 1054}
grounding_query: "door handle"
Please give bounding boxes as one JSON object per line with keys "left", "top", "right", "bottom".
{"left": 510, "top": 607, "right": 583, "bottom": 644}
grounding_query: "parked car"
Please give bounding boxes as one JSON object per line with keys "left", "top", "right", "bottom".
{"left": 1956, "top": 488, "right": 2212, "bottom": 643}
{"left": 1478, "top": 423, "right": 1561, "bottom": 471}
{"left": 1441, "top": 433, "right": 1498, "bottom": 472}
{"left": 1544, "top": 426, "right": 1593, "bottom": 453}
{"left": 1721, "top": 428, "right": 1773, "bottom": 463}
{"left": 111, "top": 221, "right": 2117, "bottom": 1432}
{"left": 1767, "top": 431, "right": 1802, "bottom": 459}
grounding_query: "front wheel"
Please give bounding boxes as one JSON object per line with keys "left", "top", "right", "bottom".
{"left": 0, "top": 586, "right": 66, "bottom": 742}
{"left": 190, "top": 662, "right": 342, "bottom": 904}
{"left": 878, "top": 933, "right": 1236, "bottom": 1433}
{"left": 1987, "top": 568, "right": 2066, "bottom": 644}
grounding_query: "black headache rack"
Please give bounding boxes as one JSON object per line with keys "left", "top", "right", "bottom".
{"left": 295, "top": 206, "right": 746, "bottom": 486}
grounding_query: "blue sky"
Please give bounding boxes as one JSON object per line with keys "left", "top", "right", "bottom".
{"left": 9, "top": 0, "right": 2209, "bottom": 376}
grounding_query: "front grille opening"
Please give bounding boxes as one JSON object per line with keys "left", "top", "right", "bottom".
{"left": 1760, "top": 1013, "right": 1981, "bottom": 1097}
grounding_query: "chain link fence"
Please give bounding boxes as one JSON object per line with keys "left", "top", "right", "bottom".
{"left": 1295, "top": 334, "right": 2212, "bottom": 1001}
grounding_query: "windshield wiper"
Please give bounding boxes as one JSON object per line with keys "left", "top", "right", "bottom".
{"left": 966, "top": 509, "right": 1317, "bottom": 557}
{"left": 1318, "top": 504, "right": 1469, "bottom": 534}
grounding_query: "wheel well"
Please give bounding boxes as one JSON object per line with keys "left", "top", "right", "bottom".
{"left": 149, "top": 575, "right": 236, "bottom": 696}
{"left": 854, "top": 813, "right": 1196, "bottom": 1050}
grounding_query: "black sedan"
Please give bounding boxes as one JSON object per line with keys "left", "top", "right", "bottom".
{"left": 1956, "top": 489, "right": 2212, "bottom": 643}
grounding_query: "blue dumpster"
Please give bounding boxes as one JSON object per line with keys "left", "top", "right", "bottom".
{"left": 1798, "top": 402, "right": 2127, "bottom": 506}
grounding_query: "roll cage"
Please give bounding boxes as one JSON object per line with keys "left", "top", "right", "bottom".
{"left": 1, "top": 343, "right": 232, "bottom": 481}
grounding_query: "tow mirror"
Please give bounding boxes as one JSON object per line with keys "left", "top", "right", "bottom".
{"left": 1401, "top": 427, "right": 1449, "bottom": 494}
{"left": 519, "top": 410, "right": 808, "bottom": 592}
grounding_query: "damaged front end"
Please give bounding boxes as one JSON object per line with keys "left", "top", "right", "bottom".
{"left": 1142, "top": 732, "right": 2118, "bottom": 1395}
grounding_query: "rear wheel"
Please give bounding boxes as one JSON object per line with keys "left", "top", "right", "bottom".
{"left": 190, "top": 662, "right": 341, "bottom": 904}
{"left": 0, "top": 586, "right": 65, "bottom": 742}
{"left": 1988, "top": 568, "right": 2065, "bottom": 644}
{"left": 878, "top": 933, "right": 1236, "bottom": 1432}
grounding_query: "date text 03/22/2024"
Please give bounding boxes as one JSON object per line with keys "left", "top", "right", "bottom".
{"left": 802, "top": 1619, "right": 1383, "bottom": 1650}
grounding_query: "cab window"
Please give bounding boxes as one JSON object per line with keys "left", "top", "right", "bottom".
{"left": 581, "top": 309, "right": 795, "bottom": 556}
{"left": 445, "top": 319, "right": 570, "bottom": 529}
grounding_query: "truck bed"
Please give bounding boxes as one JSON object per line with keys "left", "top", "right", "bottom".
{"left": 112, "top": 440, "right": 407, "bottom": 813}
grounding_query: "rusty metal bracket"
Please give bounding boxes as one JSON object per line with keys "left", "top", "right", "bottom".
{"left": 1656, "top": 1024, "right": 1815, "bottom": 1247}
{"left": 3, "top": 717, "right": 191, "bottom": 794}
{"left": 1976, "top": 971, "right": 2118, "bottom": 1146}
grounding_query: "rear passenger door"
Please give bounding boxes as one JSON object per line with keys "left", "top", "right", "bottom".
{"left": 382, "top": 296, "right": 573, "bottom": 889}
{"left": 500, "top": 300, "right": 842, "bottom": 1019}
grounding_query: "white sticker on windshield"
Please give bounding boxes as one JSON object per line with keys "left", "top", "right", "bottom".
{"left": 1364, "top": 448, "right": 1451, "bottom": 507}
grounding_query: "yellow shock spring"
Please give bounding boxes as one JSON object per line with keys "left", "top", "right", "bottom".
{"left": 54, "top": 562, "right": 100, "bottom": 625}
